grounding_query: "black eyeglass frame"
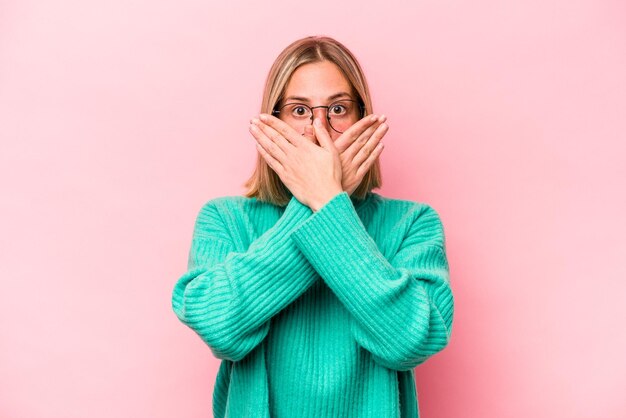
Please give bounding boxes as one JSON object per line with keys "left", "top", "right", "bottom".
{"left": 271, "top": 98, "right": 366, "bottom": 134}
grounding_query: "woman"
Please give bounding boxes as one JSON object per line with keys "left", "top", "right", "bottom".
{"left": 172, "top": 35, "right": 454, "bottom": 418}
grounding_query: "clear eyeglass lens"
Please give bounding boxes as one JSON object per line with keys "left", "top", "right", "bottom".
{"left": 280, "top": 100, "right": 359, "bottom": 133}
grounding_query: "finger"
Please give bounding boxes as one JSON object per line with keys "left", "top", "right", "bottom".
{"left": 249, "top": 122, "right": 288, "bottom": 163}
{"left": 250, "top": 126, "right": 284, "bottom": 174}
{"left": 259, "top": 113, "right": 305, "bottom": 146}
{"left": 251, "top": 118, "right": 293, "bottom": 155}
{"left": 355, "top": 141, "right": 384, "bottom": 179}
{"left": 253, "top": 133, "right": 284, "bottom": 174}
{"left": 313, "top": 118, "right": 335, "bottom": 151}
{"left": 352, "top": 122, "right": 388, "bottom": 166}
{"left": 345, "top": 118, "right": 387, "bottom": 161}
{"left": 335, "top": 114, "right": 380, "bottom": 150}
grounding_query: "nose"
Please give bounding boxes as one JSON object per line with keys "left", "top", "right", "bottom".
{"left": 311, "top": 107, "right": 331, "bottom": 132}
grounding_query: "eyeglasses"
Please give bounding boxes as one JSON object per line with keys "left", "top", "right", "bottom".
{"left": 272, "top": 99, "right": 365, "bottom": 134}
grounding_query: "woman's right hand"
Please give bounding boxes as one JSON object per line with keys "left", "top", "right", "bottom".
{"left": 304, "top": 114, "right": 388, "bottom": 196}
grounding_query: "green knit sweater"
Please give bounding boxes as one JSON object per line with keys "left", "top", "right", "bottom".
{"left": 172, "top": 190, "right": 453, "bottom": 417}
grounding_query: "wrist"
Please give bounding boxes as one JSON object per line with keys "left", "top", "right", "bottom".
{"left": 310, "top": 187, "right": 343, "bottom": 212}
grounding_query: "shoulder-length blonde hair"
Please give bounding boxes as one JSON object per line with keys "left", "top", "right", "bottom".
{"left": 243, "top": 35, "right": 382, "bottom": 207}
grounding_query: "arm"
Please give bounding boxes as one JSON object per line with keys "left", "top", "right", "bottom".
{"left": 172, "top": 195, "right": 319, "bottom": 362}
{"left": 290, "top": 192, "right": 454, "bottom": 371}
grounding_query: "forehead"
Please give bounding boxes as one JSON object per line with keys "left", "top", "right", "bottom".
{"left": 284, "top": 61, "right": 352, "bottom": 100}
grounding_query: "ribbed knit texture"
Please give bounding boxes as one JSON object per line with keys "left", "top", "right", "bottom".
{"left": 172, "top": 191, "right": 454, "bottom": 418}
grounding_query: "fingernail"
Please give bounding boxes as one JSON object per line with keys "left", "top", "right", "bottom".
{"left": 314, "top": 119, "right": 321, "bottom": 127}
{"left": 251, "top": 118, "right": 260, "bottom": 125}
{"left": 370, "top": 115, "right": 378, "bottom": 122}
{"left": 259, "top": 114, "right": 268, "bottom": 121}
{"left": 379, "top": 115, "right": 387, "bottom": 122}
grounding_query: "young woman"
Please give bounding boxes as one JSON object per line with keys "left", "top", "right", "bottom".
{"left": 172, "top": 35, "right": 454, "bottom": 418}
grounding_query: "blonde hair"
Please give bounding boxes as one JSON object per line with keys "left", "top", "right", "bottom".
{"left": 243, "top": 35, "right": 382, "bottom": 206}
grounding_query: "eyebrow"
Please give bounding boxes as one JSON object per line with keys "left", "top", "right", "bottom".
{"left": 283, "top": 92, "right": 353, "bottom": 103}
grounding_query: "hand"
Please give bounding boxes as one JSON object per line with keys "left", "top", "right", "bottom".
{"left": 304, "top": 114, "right": 388, "bottom": 196}
{"left": 249, "top": 114, "right": 343, "bottom": 211}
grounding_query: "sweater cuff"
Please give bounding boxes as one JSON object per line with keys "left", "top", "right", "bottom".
{"left": 290, "top": 191, "right": 384, "bottom": 282}
{"left": 271, "top": 195, "right": 314, "bottom": 237}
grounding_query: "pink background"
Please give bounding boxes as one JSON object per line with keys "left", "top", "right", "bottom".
{"left": 1, "top": 1, "right": 625, "bottom": 417}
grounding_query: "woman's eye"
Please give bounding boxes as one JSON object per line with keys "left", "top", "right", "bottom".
{"left": 292, "top": 106, "right": 308, "bottom": 116}
{"left": 330, "top": 105, "right": 347, "bottom": 115}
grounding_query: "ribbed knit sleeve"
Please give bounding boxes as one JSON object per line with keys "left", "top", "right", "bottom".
{"left": 290, "top": 191, "right": 454, "bottom": 372}
{"left": 171, "top": 196, "right": 320, "bottom": 362}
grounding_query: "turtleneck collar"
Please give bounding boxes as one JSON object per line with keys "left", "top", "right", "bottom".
{"left": 350, "top": 191, "right": 374, "bottom": 210}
